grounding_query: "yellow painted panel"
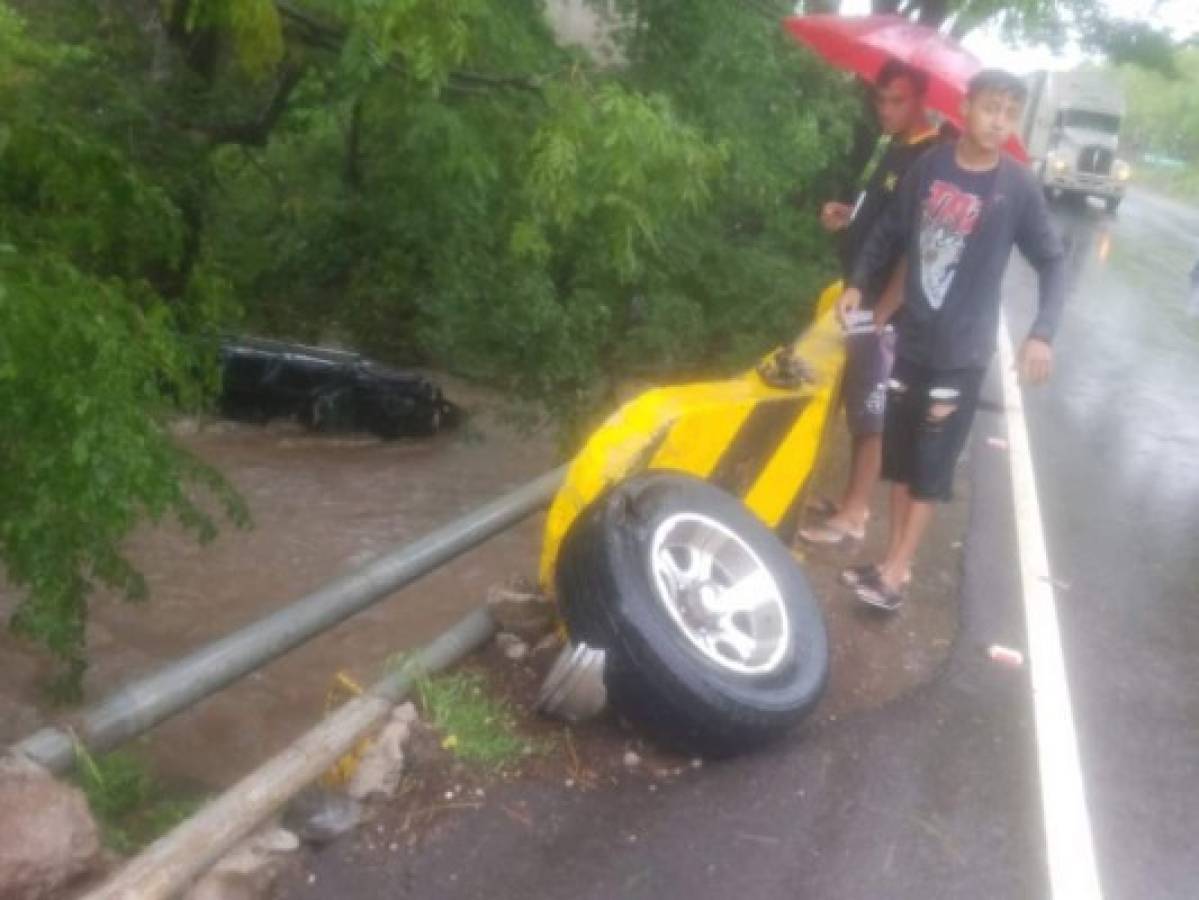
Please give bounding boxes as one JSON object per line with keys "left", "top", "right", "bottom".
{"left": 539, "top": 280, "right": 847, "bottom": 592}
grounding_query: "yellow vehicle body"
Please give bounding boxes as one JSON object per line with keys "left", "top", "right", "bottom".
{"left": 539, "top": 281, "right": 848, "bottom": 591}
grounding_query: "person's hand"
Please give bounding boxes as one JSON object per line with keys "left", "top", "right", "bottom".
{"left": 1018, "top": 338, "right": 1054, "bottom": 385}
{"left": 837, "top": 286, "right": 863, "bottom": 326}
{"left": 820, "top": 201, "right": 852, "bottom": 232}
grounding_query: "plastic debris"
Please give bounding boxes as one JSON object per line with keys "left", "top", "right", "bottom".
{"left": 987, "top": 644, "right": 1025, "bottom": 668}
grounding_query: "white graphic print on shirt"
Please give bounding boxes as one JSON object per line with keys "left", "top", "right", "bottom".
{"left": 919, "top": 179, "right": 984, "bottom": 310}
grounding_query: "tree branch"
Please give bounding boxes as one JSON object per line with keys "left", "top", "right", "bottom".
{"left": 275, "top": 0, "right": 544, "bottom": 95}
{"left": 201, "top": 63, "right": 306, "bottom": 147}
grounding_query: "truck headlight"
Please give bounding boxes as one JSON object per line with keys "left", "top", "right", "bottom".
{"left": 1113, "top": 160, "right": 1132, "bottom": 181}
{"left": 1049, "top": 153, "right": 1069, "bottom": 174}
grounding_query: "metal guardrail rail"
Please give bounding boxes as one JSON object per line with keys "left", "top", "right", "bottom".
{"left": 14, "top": 466, "right": 566, "bottom": 773}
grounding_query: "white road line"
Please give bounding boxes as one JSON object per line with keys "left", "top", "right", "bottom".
{"left": 997, "top": 313, "right": 1103, "bottom": 900}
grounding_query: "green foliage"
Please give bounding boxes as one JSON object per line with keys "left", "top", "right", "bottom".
{"left": 186, "top": 0, "right": 285, "bottom": 77}
{"left": 72, "top": 746, "right": 206, "bottom": 853}
{"left": 0, "top": 2, "right": 245, "bottom": 697}
{"left": 417, "top": 671, "right": 529, "bottom": 768}
{"left": 1110, "top": 48, "right": 1199, "bottom": 163}
{"left": 3, "top": 0, "right": 857, "bottom": 688}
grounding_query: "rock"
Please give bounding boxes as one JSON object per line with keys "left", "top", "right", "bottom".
{"left": 281, "top": 788, "right": 363, "bottom": 845}
{"left": 504, "top": 642, "right": 529, "bottom": 661}
{"left": 495, "top": 632, "right": 529, "bottom": 661}
{"left": 531, "top": 633, "right": 561, "bottom": 656}
{"left": 485, "top": 579, "right": 557, "bottom": 641}
{"left": 0, "top": 755, "right": 102, "bottom": 900}
{"left": 184, "top": 825, "right": 300, "bottom": 900}
{"left": 347, "top": 703, "right": 417, "bottom": 801}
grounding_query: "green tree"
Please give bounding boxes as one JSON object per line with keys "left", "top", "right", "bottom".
{"left": 0, "top": 4, "right": 246, "bottom": 697}
{"left": 1114, "top": 48, "right": 1199, "bottom": 161}
{"left": 2, "top": 0, "right": 859, "bottom": 692}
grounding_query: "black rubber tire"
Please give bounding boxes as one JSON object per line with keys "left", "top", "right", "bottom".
{"left": 555, "top": 472, "right": 829, "bottom": 756}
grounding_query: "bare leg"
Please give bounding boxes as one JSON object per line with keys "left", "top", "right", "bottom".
{"left": 878, "top": 496, "right": 935, "bottom": 590}
{"left": 885, "top": 481, "right": 911, "bottom": 560}
{"left": 833, "top": 433, "right": 882, "bottom": 529}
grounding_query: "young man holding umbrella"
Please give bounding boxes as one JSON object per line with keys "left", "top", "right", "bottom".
{"left": 839, "top": 69, "right": 1066, "bottom": 611}
{"left": 799, "top": 59, "right": 940, "bottom": 546}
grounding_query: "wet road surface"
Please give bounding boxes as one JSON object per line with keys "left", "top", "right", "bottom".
{"left": 1007, "top": 189, "right": 1199, "bottom": 899}
{"left": 282, "top": 189, "right": 1199, "bottom": 899}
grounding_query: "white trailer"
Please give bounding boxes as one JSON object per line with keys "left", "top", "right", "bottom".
{"left": 1022, "top": 70, "right": 1131, "bottom": 212}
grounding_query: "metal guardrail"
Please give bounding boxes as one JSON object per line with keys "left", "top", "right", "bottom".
{"left": 14, "top": 466, "right": 566, "bottom": 773}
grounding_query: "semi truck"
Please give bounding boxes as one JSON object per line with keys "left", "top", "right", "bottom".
{"left": 1022, "top": 69, "right": 1131, "bottom": 212}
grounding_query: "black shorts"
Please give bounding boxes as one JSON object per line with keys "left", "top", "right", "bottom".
{"left": 881, "top": 358, "right": 985, "bottom": 502}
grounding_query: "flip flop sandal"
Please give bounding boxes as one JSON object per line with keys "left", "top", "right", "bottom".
{"left": 841, "top": 565, "right": 912, "bottom": 589}
{"left": 806, "top": 497, "right": 839, "bottom": 518}
{"left": 854, "top": 573, "right": 905, "bottom": 612}
{"left": 798, "top": 520, "right": 866, "bottom": 546}
{"left": 840, "top": 564, "right": 879, "bottom": 588}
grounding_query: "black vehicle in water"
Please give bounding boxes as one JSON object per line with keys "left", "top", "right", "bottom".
{"left": 219, "top": 337, "right": 458, "bottom": 439}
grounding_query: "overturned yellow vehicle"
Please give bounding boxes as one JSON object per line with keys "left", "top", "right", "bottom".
{"left": 537, "top": 284, "right": 847, "bottom": 755}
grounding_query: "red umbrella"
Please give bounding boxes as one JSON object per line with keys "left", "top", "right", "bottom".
{"left": 783, "top": 14, "right": 1028, "bottom": 162}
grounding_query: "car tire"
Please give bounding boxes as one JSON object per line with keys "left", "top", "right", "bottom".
{"left": 555, "top": 472, "right": 829, "bottom": 756}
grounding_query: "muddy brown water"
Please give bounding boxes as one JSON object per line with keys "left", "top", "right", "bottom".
{"left": 1, "top": 376, "right": 962, "bottom": 791}
{"left": 0, "top": 379, "right": 558, "bottom": 788}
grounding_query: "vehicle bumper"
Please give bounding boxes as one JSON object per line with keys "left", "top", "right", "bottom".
{"left": 1044, "top": 173, "right": 1127, "bottom": 198}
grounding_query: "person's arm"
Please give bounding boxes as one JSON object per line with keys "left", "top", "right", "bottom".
{"left": 839, "top": 158, "right": 923, "bottom": 321}
{"left": 872, "top": 256, "right": 908, "bottom": 328}
{"left": 1014, "top": 175, "right": 1067, "bottom": 384}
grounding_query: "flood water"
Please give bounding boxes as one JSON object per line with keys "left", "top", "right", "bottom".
{"left": 0, "top": 379, "right": 557, "bottom": 787}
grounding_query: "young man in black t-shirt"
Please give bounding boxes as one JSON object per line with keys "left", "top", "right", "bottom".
{"left": 800, "top": 60, "right": 939, "bottom": 547}
{"left": 838, "top": 69, "right": 1067, "bottom": 611}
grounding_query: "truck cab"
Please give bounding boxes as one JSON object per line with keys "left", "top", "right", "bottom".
{"left": 1023, "top": 70, "right": 1131, "bottom": 212}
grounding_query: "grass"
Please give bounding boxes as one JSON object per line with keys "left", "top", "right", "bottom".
{"left": 72, "top": 747, "right": 206, "bottom": 854}
{"left": 415, "top": 671, "right": 529, "bottom": 769}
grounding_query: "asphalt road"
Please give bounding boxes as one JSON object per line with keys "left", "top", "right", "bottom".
{"left": 1006, "top": 188, "right": 1199, "bottom": 900}
{"left": 281, "top": 188, "right": 1198, "bottom": 900}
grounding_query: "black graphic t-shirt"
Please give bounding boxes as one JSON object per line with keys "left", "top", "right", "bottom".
{"left": 839, "top": 129, "right": 939, "bottom": 308}
{"left": 917, "top": 153, "right": 996, "bottom": 311}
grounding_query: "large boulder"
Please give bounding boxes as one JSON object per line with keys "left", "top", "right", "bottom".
{"left": 0, "top": 754, "right": 102, "bottom": 900}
